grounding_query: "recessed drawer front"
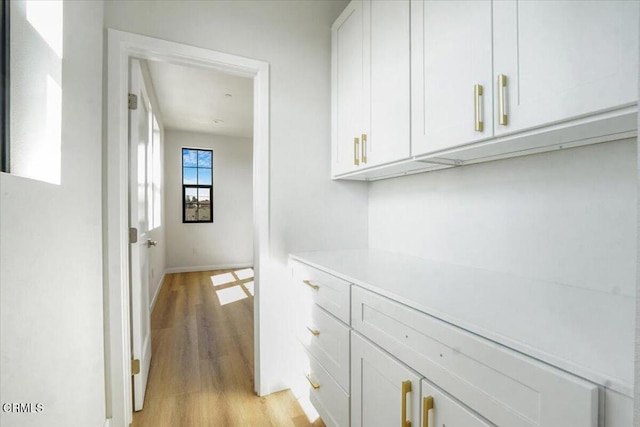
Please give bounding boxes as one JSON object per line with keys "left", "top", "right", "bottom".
{"left": 305, "top": 350, "right": 350, "bottom": 427}
{"left": 297, "top": 303, "right": 350, "bottom": 392}
{"left": 422, "top": 379, "right": 492, "bottom": 427}
{"left": 292, "top": 260, "right": 351, "bottom": 324}
{"left": 352, "top": 286, "right": 598, "bottom": 427}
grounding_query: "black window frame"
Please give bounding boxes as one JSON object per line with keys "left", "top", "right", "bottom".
{"left": 1, "top": 0, "right": 9, "bottom": 173}
{"left": 182, "top": 148, "right": 213, "bottom": 223}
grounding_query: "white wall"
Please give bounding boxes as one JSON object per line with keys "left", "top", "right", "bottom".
{"left": 165, "top": 130, "right": 253, "bottom": 271}
{"left": 0, "top": 2, "right": 106, "bottom": 426}
{"left": 105, "top": 0, "right": 368, "bottom": 393}
{"left": 369, "top": 138, "right": 637, "bottom": 297}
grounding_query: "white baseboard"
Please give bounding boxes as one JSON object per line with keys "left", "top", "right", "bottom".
{"left": 165, "top": 263, "right": 253, "bottom": 274}
{"left": 150, "top": 272, "right": 166, "bottom": 312}
{"left": 104, "top": 419, "right": 110, "bottom": 427}
{"left": 259, "top": 381, "right": 289, "bottom": 397}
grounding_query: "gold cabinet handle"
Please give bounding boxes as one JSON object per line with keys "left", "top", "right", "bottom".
{"left": 401, "top": 380, "right": 412, "bottom": 427}
{"left": 422, "top": 396, "right": 434, "bottom": 427}
{"left": 361, "top": 133, "right": 368, "bottom": 164}
{"left": 354, "top": 137, "right": 360, "bottom": 166}
{"left": 306, "top": 374, "right": 320, "bottom": 390}
{"left": 306, "top": 326, "right": 320, "bottom": 336}
{"left": 498, "top": 74, "right": 508, "bottom": 125}
{"left": 302, "top": 280, "right": 319, "bottom": 291}
{"left": 474, "top": 84, "right": 484, "bottom": 132}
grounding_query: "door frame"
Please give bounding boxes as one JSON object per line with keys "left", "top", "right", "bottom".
{"left": 105, "top": 29, "right": 269, "bottom": 427}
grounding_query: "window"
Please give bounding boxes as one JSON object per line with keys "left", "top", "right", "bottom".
{"left": 2, "top": 0, "right": 63, "bottom": 182}
{"left": 151, "top": 115, "right": 162, "bottom": 229}
{"left": 1, "top": 0, "right": 8, "bottom": 172}
{"left": 182, "top": 148, "right": 213, "bottom": 223}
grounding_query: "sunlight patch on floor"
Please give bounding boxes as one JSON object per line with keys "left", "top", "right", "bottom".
{"left": 243, "top": 280, "right": 254, "bottom": 296}
{"left": 210, "top": 272, "right": 236, "bottom": 287}
{"left": 234, "top": 268, "right": 254, "bottom": 280}
{"left": 216, "top": 285, "right": 248, "bottom": 306}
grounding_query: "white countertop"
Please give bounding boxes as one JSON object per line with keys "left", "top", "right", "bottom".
{"left": 290, "top": 248, "right": 634, "bottom": 397}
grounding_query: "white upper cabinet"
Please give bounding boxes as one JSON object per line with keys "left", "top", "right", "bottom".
{"left": 332, "top": 1, "right": 364, "bottom": 176}
{"left": 493, "top": 0, "right": 639, "bottom": 136}
{"left": 332, "top": 0, "right": 411, "bottom": 177}
{"left": 364, "top": 0, "right": 411, "bottom": 168}
{"left": 411, "top": 0, "right": 639, "bottom": 159}
{"left": 411, "top": 0, "right": 493, "bottom": 156}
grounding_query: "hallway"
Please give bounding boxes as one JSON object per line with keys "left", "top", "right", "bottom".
{"left": 132, "top": 269, "right": 325, "bottom": 427}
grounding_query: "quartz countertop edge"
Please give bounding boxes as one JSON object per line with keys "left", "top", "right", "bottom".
{"left": 289, "top": 248, "right": 634, "bottom": 397}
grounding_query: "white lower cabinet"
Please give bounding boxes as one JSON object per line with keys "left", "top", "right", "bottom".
{"left": 291, "top": 258, "right": 352, "bottom": 427}
{"left": 351, "top": 285, "right": 599, "bottom": 426}
{"left": 291, "top": 253, "right": 620, "bottom": 426}
{"left": 351, "top": 332, "right": 421, "bottom": 427}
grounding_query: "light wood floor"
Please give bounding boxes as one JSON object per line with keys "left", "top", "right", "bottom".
{"left": 132, "top": 269, "right": 325, "bottom": 427}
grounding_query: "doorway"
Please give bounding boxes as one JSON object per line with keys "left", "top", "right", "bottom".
{"left": 106, "top": 29, "right": 269, "bottom": 427}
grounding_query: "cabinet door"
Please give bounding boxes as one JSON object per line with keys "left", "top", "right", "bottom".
{"left": 332, "top": 1, "right": 364, "bottom": 176}
{"left": 411, "top": 0, "right": 493, "bottom": 157}
{"left": 422, "top": 380, "right": 492, "bottom": 427}
{"left": 493, "top": 0, "right": 639, "bottom": 136}
{"left": 364, "top": 0, "right": 411, "bottom": 167}
{"left": 351, "top": 331, "right": 421, "bottom": 427}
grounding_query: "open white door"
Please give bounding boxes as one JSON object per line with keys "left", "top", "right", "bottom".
{"left": 129, "top": 58, "right": 152, "bottom": 411}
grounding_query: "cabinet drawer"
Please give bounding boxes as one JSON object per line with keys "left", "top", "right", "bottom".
{"left": 304, "top": 350, "right": 350, "bottom": 427}
{"left": 422, "top": 379, "right": 491, "bottom": 427}
{"left": 297, "top": 303, "right": 350, "bottom": 392}
{"left": 292, "top": 260, "right": 351, "bottom": 323}
{"left": 352, "top": 286, "right": 598, "bottom": 427}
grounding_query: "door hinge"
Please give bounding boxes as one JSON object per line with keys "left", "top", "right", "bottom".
{"left": 132, "top": 359, "right": 140, "bottom": 375}
{"left": 128, "top": 93, "right": 138, "bottom": 110}
{"left": 129, "top": 227, "right": 138, "bottom": 244}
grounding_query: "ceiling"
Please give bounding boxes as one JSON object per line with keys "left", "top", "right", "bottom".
{"left": 145, "top": 60, "right": 253, "bottom": 138}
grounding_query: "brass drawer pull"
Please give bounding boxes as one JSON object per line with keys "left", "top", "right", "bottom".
{"left": 306, "top": 374, "right": 320, "bottom": 390}
{"left": 401, "top": 380, "right": 412, "bottom": 427}
{"left": 498, "top": 74, "right": 508, "bottom": 126}
{"left": 306, "top": 326, "right": 320, "bottom": 336}
{"left": 474, "top": 84, "right": 484, "bottom": 132}
{"left": 362, "top": 133, "right": 368, "bottom": 164}
{"left": 354, "top": 137, "right": 360, "bottom": 166}
{"left": 422, "top": 396, "right": 434, "bottom": 427}
{"left": 302, "top": 280, "right": 320, "bottom": 291}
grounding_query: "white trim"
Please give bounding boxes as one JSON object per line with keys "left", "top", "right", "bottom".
{"left": 149, "top": 272, "right": 166, "bottom": 312}
{"left": 106, "top": 29, "right": 270, "bottom": 427}
{"left": 165, "top": 263, "right": 254, "bottom": 274}
{"left": 104, "top": 419, "right": 111, "bottom": 427}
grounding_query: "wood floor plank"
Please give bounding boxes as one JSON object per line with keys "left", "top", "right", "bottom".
{"left": 165, "top": 316, "right": 202, "bottom": 396}
{"left": 151, "top": 274, "right": 174, "bottom": 330}
{"left": 197, "top": 302, "right": 244, "bottom": 360}
{"left": 133, "top": 269, "right": 325, "bottom": 427}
